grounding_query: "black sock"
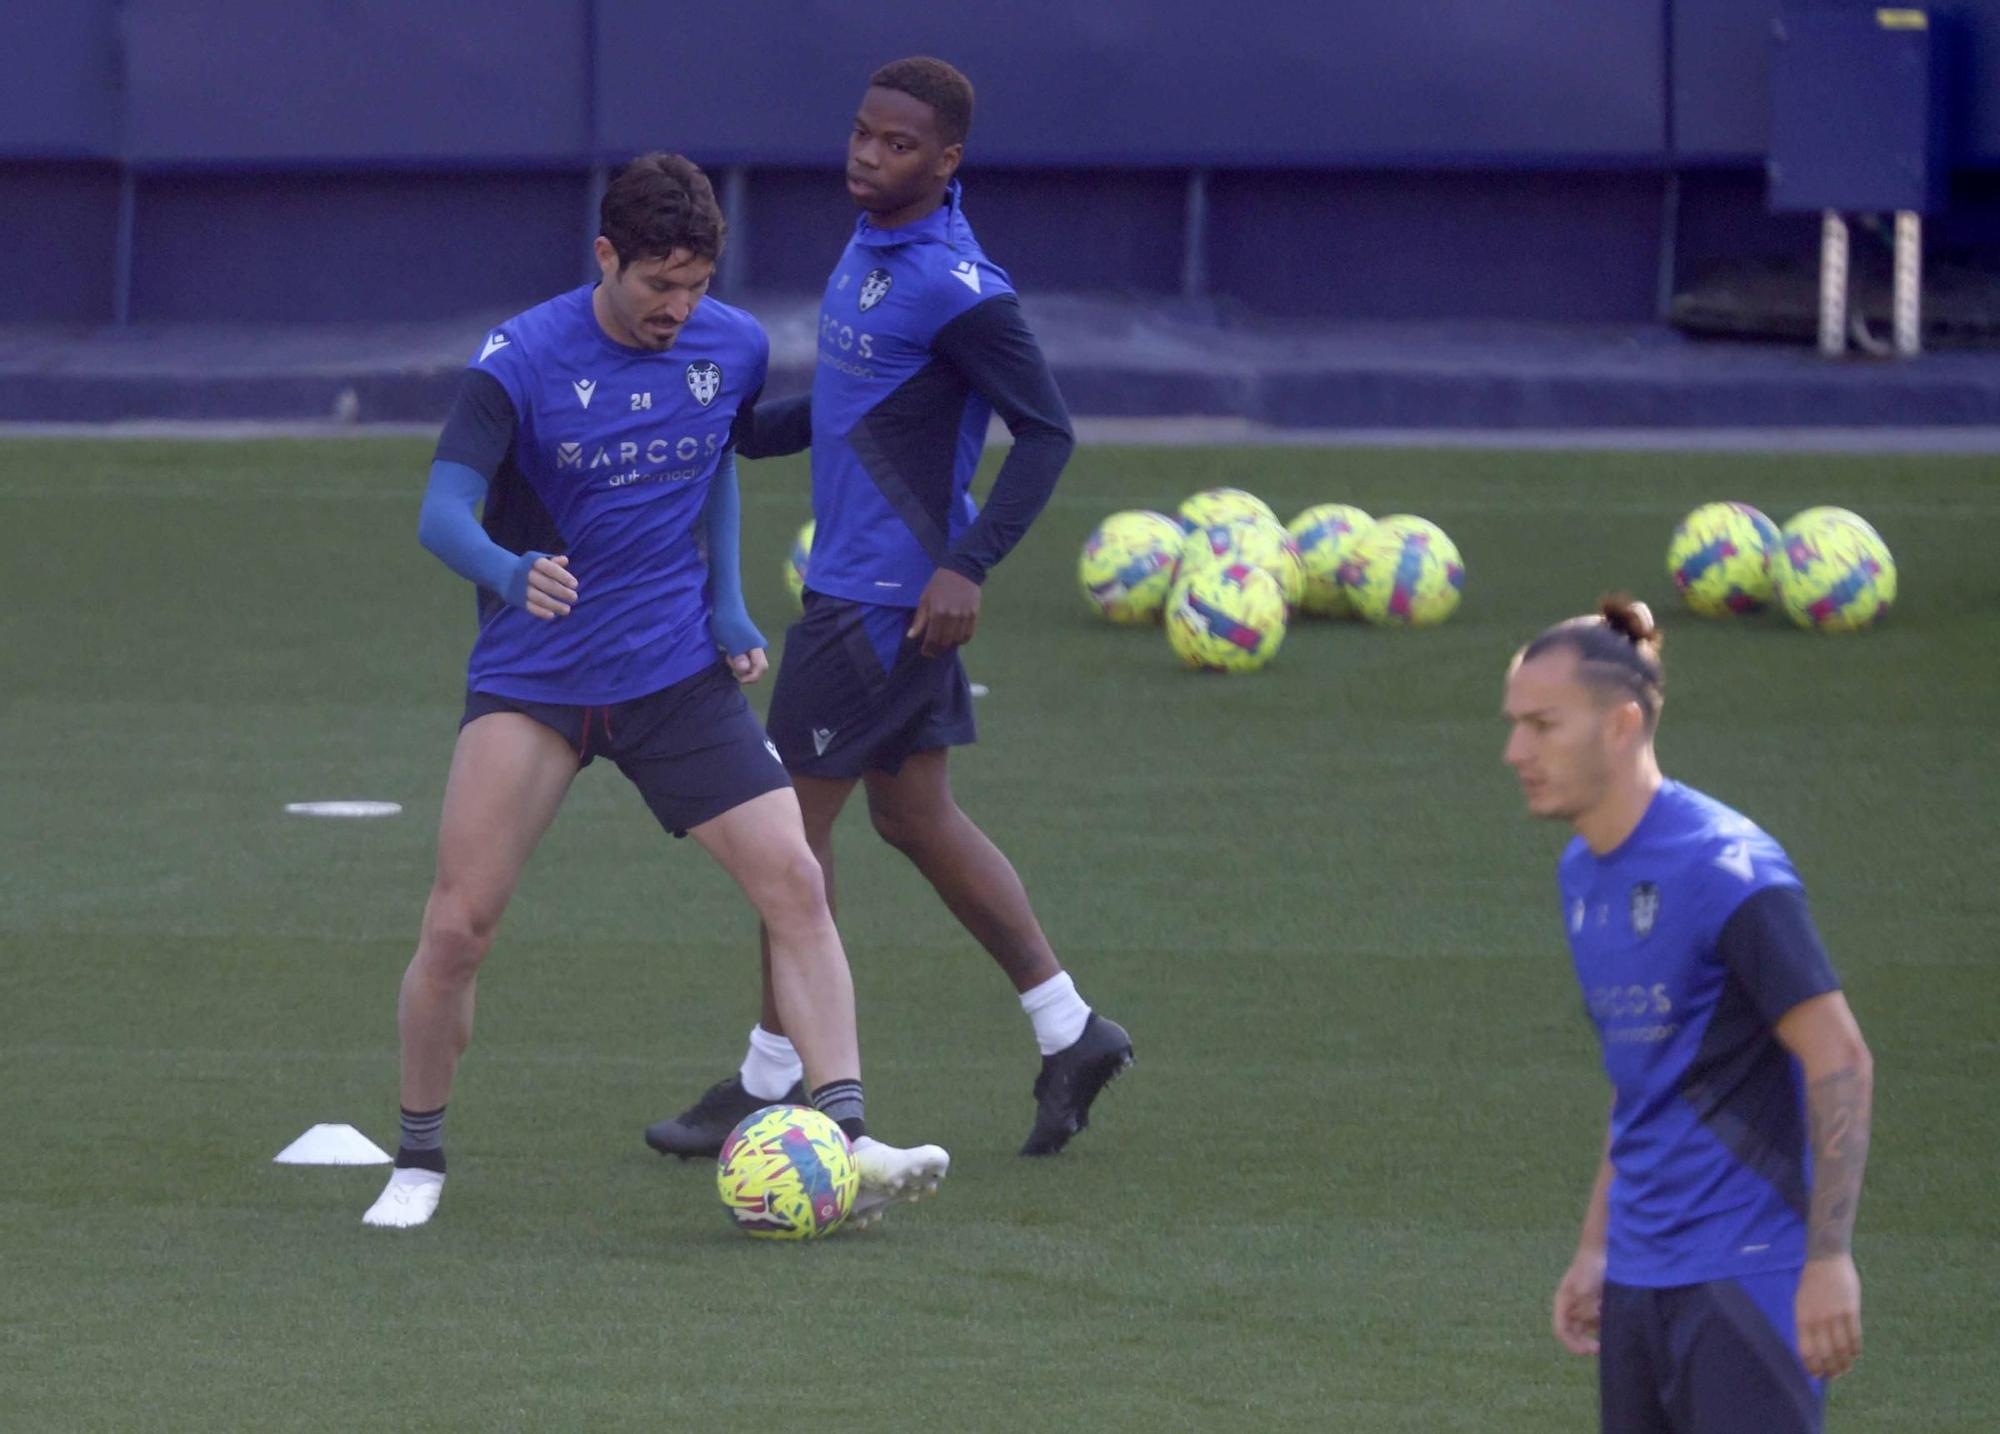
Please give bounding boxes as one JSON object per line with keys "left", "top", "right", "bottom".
{"left": 396, "top": 1104, "right": 447, "bottom": 1173}
{"left": 810, "top": 1080, "right": 866, "bottom": 1143}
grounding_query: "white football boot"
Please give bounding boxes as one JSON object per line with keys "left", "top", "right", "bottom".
{"left": 362, "top": 1167, "right": 445, "bottom": 1229}
{"left": 848, "top": 1136, "right": 950, "bottom": 1230}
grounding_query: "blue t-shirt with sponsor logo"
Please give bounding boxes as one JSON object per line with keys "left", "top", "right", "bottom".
{"left": 1558, "top": 780, "right": 1840, "bottom": 1286}
{"left": 446, "top": 284, "right": 768, "bottom": 704}
{"left": 805, "top": 183, "right": 1016, "bottom": 607}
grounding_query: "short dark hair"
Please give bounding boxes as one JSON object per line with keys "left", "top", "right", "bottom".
{"left": 1519, "top": 593, "right": 1667, "bottom": 730}
{"left": 599, "top": 152, "right": 726, "bottom": 269}
{"left": 869, "top": 56, "right": 974, "bottom": 148}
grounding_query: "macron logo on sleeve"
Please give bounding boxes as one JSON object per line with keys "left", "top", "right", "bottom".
{"left": 1713, "top": 842, "right": 1755, "bottom": 883}
{"left": 479, "top": 332, "right": 509, "bottom": 362}
{"left": 950, "top": 261, "right": 982, "bottom": 294}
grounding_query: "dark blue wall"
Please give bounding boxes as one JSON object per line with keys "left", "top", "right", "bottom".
{"left": 0, "top": 6, "right": 120, "bottom": 157}
{"left": 121, "top": 0, "right": 589, "bottom": 165}
{"left": 7, "top": 0, "right": 1987, "bottom": 168}
{"left": 4, "top": 1, "right": 1999, "bottom": 325}
{"left": 596, "top": 1, "right": 1663, "bottom": 166}
{"left": 1675, "top": 0, "right": 1782, "bottom": 161}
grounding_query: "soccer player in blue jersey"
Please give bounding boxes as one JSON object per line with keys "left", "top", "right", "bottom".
{"left": 1502, "top": 596, "right": 1874, "bottom": 1431}
{"left": 646, "top": 58, "right": 1132, "bottom": 1160}
{"left": 363, "top": 153, "right": 948, "bottom": 1230}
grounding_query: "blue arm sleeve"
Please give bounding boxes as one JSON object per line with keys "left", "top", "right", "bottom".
{"left": 416, "top": 460, "right": 540, "bottom": 609}
{"left": 930, "top": 293, "right": 1075, "bottom": 584}
{"left": 731, "top": 390, "right": 813, "bottom": 459}
{"left": 702, "top": 453, "right": 767, "bottom": 657}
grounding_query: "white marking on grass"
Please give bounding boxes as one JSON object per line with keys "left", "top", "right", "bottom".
{"left": 284, "top": 800, "right": 402, "bottom": 818}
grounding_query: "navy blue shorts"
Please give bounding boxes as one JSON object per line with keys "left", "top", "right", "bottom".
{"left": 462, "top": 661, "right": 792, "bottom": 837}
{"left": 765, "top": 593, "right": 976, "bottom": 779}
{"left": 1599, "top": 1272, "right": 1823, "bottom": 1433}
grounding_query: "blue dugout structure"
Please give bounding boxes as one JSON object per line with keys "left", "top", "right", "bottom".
{"left": 4, "top": 1, "right": 1998, "bottom": 326}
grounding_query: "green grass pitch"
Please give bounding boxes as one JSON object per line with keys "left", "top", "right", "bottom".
{"left": 3, "top": 437, "right": 1995, "bottom": 1431}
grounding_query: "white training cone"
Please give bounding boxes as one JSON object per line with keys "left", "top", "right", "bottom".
{"left": 273, "top": 1123, "right": 392, "bottom": 1165}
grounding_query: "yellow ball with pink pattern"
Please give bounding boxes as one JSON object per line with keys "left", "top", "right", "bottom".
{"left": 1287, "top": 504, "right": 1374, "bottom": 618}
{"left": 1774, "top": 508, "right": 1897, "bottom": 633}
{"left": 716, "top": 1104, "right": 858, "bottom": 1240}
{"left": 1339, "top": 515, "right": 1465, "bottom": 628}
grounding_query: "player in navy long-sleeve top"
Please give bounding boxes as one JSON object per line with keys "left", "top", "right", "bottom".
{"left": 646, "top": 59, "right": 1133, "bottom": 1162}
{"left": 365, "top": 153, "right": 947, "bottom": 1231}
{"left": 1502, "top": 595, "right": 1874, "bottom": 1431}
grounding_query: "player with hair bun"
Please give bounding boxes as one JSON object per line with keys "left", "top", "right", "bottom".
{"left": 1503, "top": 595, "right": 1875, "bottom": 1433}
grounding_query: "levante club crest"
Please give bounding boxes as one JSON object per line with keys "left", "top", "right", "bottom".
{"left": 685, "top": 360, "right": 722, "bottom": 407}
{"left": 1630, "top": 881, "right": 1660, "bottom": 939}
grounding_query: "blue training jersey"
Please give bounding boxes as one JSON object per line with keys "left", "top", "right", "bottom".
{"left": 1558, "top": 780, "right": 1840, "bottom": 1286}
{"left": 455, "top": 284, "right": 769, "bottom": 704}
{"left": 805, "top": 181, "right": 1016, "bottom": 607}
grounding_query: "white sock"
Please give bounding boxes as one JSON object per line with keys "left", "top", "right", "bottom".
{"left": 739, "top": 1024, "right": 803, "bottom": 1101}
{"left": 1020, "top": 971, "right": 1091, "bottom": 1056}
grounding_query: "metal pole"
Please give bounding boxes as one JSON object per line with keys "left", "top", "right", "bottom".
{"left": 1656, "top": 170, "right": 1681, "bottom": 324}
{"left": 584, "top": 163, "right": 608, "bottom": 283}
{"left": 721, "top": 165, "right": 749, "bottom": 295}
{"left": 1180, "top": 168, "right": 1209, "bottom": 304}
{"left": 1817, "top": 210, "right": 1849, "bottom": 357}
{"left": 1893, "top": 210, "right": 1922, "bottom": 357}
{"left": 112, "top": 166, "right": 136, "bottom": 326}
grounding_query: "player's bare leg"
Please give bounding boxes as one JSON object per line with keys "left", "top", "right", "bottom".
{"left": 757, "top": 772, "right": 855, "bottom": 1029}
{"left": 365, "top": 713, "right": 578, "bottom": 1228}
{"left": 645, "top": 776, "right": 854, "bottom": 1155}
{"left": 689, "top": 786, "right": 946, "bottom": 1224}
{"left": 864, "top": 749, "right": 1133, "bottom": 1156}
{"left": 690, "top": 786, "right": 859, "bottom": 1088}
{"left": 861, "top": 749, "right": 1058, "bottom": 992}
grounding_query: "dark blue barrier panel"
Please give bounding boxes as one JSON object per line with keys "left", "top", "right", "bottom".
{"left": 597, "top": 0, "right": 1664, "bottom": 166}
{"left": 0, "top": 164, "right": 120, "bottom": 320}
{"left": 1958, "top": 3, "right": 2000, "bottom": 164}
{"left": 1206, "top": 171, "right": 1664, "bottom": 321}
{"left": 1770, "top": 7, "right": 1945, "bottom": 212}
{"left": 122, "top": 0, "right": 588, "bottom": 165}
{"left": 0, "top": 2, "right": 121, "bottom": 157}
{"left": 1677, "top": 0, "right": 2000, "bottom": 165}
{"left": 130, "top": 173, "right": 585, "bottom": 321}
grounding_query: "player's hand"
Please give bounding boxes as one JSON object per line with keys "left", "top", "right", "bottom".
{"left": 907, "top": 568, "right": 981, "bottom": 658}
{"left": 712, "top": 606, "right": 767, "bottom": 681}
{"left": 1796, "top": 1255, "right": 1862, "bottom": 1379}
{"left": 524, "top": 555, "right": 578, "bottom": 620}
{"left": 1552, "top": 1247, "right": 1606, "bottom": 1356}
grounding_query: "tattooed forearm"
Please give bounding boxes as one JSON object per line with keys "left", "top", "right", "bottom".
{"left": 1805, "top": 1065, "right": 1873, "bottom": 1259}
